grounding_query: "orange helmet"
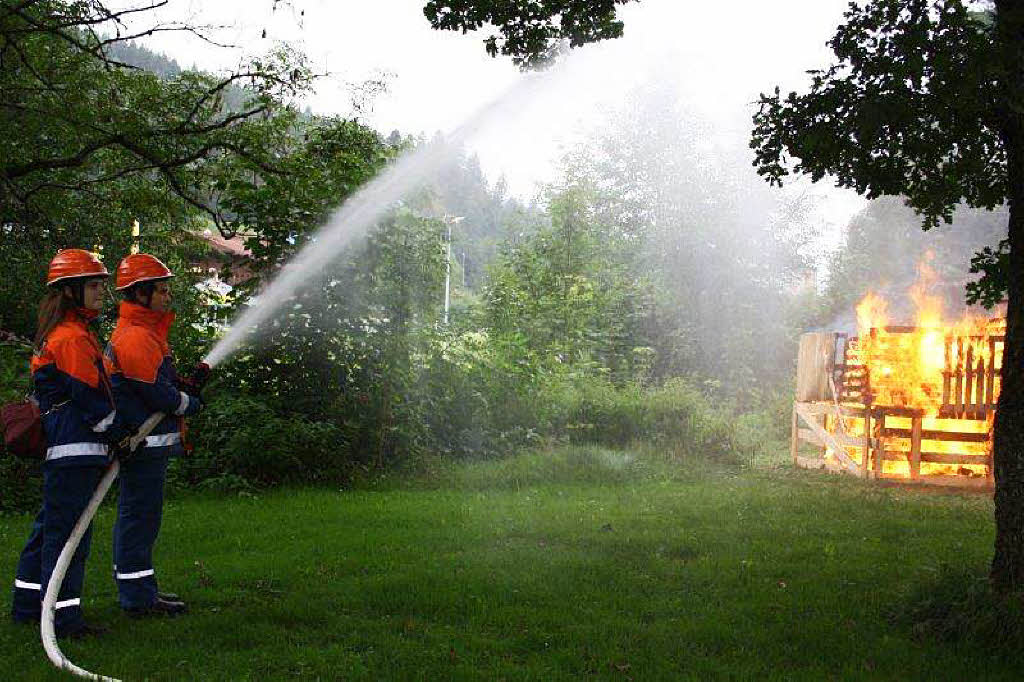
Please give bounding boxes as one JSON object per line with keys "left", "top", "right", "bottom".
{"left": 115, "top": 253, "right": 174, "bottom": 290}
{"left": 47, "top": 249, "right": 109, "bottom": 286}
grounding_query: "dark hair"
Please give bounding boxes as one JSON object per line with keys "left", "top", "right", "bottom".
{"left": 34, "top": 277, "right": 106, "bottom": 349}
{"left": 123, "top": 281, "right": 157, "bottom": 306}
{"left": 34, "top": 288, "right": 76, "bottom": 349}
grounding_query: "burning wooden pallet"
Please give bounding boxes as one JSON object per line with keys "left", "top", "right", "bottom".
{"left": 791, "top": 322, "right": 1004, "bottom": 489}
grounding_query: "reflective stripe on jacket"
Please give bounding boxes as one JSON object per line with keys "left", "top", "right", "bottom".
{"left": 31, "top": 309, "right": 116, "bottom": 467}
{"left": 105, "top": 302, "right": 200, "bottom": 458}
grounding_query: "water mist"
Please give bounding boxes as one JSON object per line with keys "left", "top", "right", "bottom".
{"left": 203, "top": 69, "right": 563, "bottom": 368}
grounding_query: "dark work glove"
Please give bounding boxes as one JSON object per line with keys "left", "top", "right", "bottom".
{"left": 177, "top": 362, "right": 211, "bottom": 396}
{"left": 110, "top": 434, "right": 135, "bottom": 463}
{"left": 106, "top": 420, "right": 135, "bottom": 463}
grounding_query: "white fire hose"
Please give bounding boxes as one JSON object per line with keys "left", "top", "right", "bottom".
{"left": 41, "top": 412, "right": 165, "bottom": 682}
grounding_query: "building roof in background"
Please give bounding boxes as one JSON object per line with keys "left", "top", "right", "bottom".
{"left": 200, "top": 229, "right": 250, "bottom": 258}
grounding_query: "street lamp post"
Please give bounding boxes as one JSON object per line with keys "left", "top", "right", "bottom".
{"left": 443, "top": 215, "right": 464, "bottom": 325}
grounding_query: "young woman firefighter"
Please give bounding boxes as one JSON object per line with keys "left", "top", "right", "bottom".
{"left": 11, "top": 249, "right": 122, "bottom": 639}
{"left": 105, "top": 253, "right": 204, "bottom": 617}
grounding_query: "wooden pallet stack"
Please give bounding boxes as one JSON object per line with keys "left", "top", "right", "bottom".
{"left": 791, "top": 327, "right": 1003, "bottom": 489}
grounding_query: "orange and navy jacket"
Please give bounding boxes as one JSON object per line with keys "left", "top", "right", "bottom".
{"left": 104, "top": 302, "right": 201, "bottom": 458}
{"left": 31, "top": 309, "right": 118, "bottom": 467}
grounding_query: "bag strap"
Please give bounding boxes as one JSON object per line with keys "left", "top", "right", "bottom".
{"left": 97, "top": 358, "right": 115, "bottom": 405}
{"left": 27, "top": 343, "right": 39, "bottom": 401}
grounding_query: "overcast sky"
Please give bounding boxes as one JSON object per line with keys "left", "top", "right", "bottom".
{"left": 113, "top": 0, "right": 868, "bottom": 241}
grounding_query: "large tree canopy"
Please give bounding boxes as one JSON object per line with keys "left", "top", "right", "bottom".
{"left": 0, "top": 0, "right": 313, "bottom": 236}
{"left": 751, "top": 0, "right": 1024, "bottom": 592}
{"left": 423, "top": 0, "right": 639, "bottom": 68}
{"left": 0, "top": 0, "right": 387, "bottom": 339}
{"left": 752, "top": 1, "right": 1003, "bottom": 226}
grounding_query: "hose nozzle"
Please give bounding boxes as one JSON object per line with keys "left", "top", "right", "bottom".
{"left": 192, "top": 362, "right": 211, "bottom": 389}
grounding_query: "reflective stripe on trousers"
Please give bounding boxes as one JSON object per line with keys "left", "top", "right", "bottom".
{"left": 116, "top": 568, "right": 155, "bottom": 580}
{"left": 14, "top": 581, "right": 80, "bottom": 608}
{"left": 46, "top": 442, "right": 108, "bottom": 461}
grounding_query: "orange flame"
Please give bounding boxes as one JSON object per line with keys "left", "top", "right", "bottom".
{"left": 850, "top": 254, "right": 1003, "bottom": 416}
{"left": 827, "top": 255, "right": 1006, "bottom": 480}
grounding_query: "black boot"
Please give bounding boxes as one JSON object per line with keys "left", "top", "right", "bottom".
{"left": 115, "top": 591, "right": 180, "bottom": 604}
{"left": 126, "top": 595, "right": 188, "bottom": 618}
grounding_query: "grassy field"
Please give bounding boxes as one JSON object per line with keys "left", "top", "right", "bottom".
{"left": 0, "top": 447, "right": 1019, "bottom": 681}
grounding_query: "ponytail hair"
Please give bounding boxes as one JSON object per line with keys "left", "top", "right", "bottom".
{"left": 34, "top": 287, "right": 76, "bottom": 350}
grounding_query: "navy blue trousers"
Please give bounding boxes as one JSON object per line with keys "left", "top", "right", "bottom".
{"left": 12, "top": 464, "right": 106, "bottom": 634}
{"left": 113, "top": 455, "right": 169, "bottom": 609}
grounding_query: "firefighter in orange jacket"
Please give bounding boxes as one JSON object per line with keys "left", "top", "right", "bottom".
{"left": 12, "top": 250, "right": 121, "bottom": 638}
{"left": 105, "top": 254, "right": 201, "bottom": 616}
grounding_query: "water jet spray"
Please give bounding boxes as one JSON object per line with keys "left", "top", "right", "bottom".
{"left": 203, "top": 66, "right": 561, "bottom": 368}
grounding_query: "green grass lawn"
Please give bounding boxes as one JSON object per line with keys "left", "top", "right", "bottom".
{"left": 0, "top": 447, "right": 1018, "bottom": 680}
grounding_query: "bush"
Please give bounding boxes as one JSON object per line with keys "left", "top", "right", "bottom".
{"left": 171, "top": 392, "right": 349, "bottom": 492}
{"left": 538, "top": 376, "right": 739, "bottom": 461}
{"left": 410, "top": 345, "right": 753, "bottom": 466}
{"left": 1, "top": 323, "right": 773, "bottom": 511}
{"left": 0, "top": 456, "right": 43, "bottom": 514}
{"left": 416, "top": 330, "right": 517, "bottom": 459}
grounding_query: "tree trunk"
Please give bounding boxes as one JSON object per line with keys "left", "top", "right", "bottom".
{"left": 990, "top": 0, "right": 1024, "bottom": 593}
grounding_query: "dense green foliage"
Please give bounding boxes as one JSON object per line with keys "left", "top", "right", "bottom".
{"left": 1, "top": 0, "right": 311, "bottom": 335}
{"left": 2, "top": 452, "right": 1019, "bottom": 679}
{"left": 484, "top": 183, "right": 656, "bottom": 383}
{"left": 0, "top": 0, "right": 968, "bottom": 517}
{"left": 423, "top": 0, "right": 639, "bottom": 69}
{"left": 0, "top": 3, "right": 816, "bottom": 506}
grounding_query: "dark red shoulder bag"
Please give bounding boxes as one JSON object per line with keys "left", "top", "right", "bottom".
{"left": 1, "top": 395, "right": 45, "bottom": 460}
{"left": 2, "top": 345, "right": 46, "bottom": 460}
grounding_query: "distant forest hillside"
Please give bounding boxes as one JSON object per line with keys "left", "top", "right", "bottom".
{"left": 106, "top": 41, "right": 182, "bottom": 78}
{"left": 102, "top": 40, "right": 523, "bottom": 295}
{"left": 106, "top": 41, "right": 253, "bottom": 112}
